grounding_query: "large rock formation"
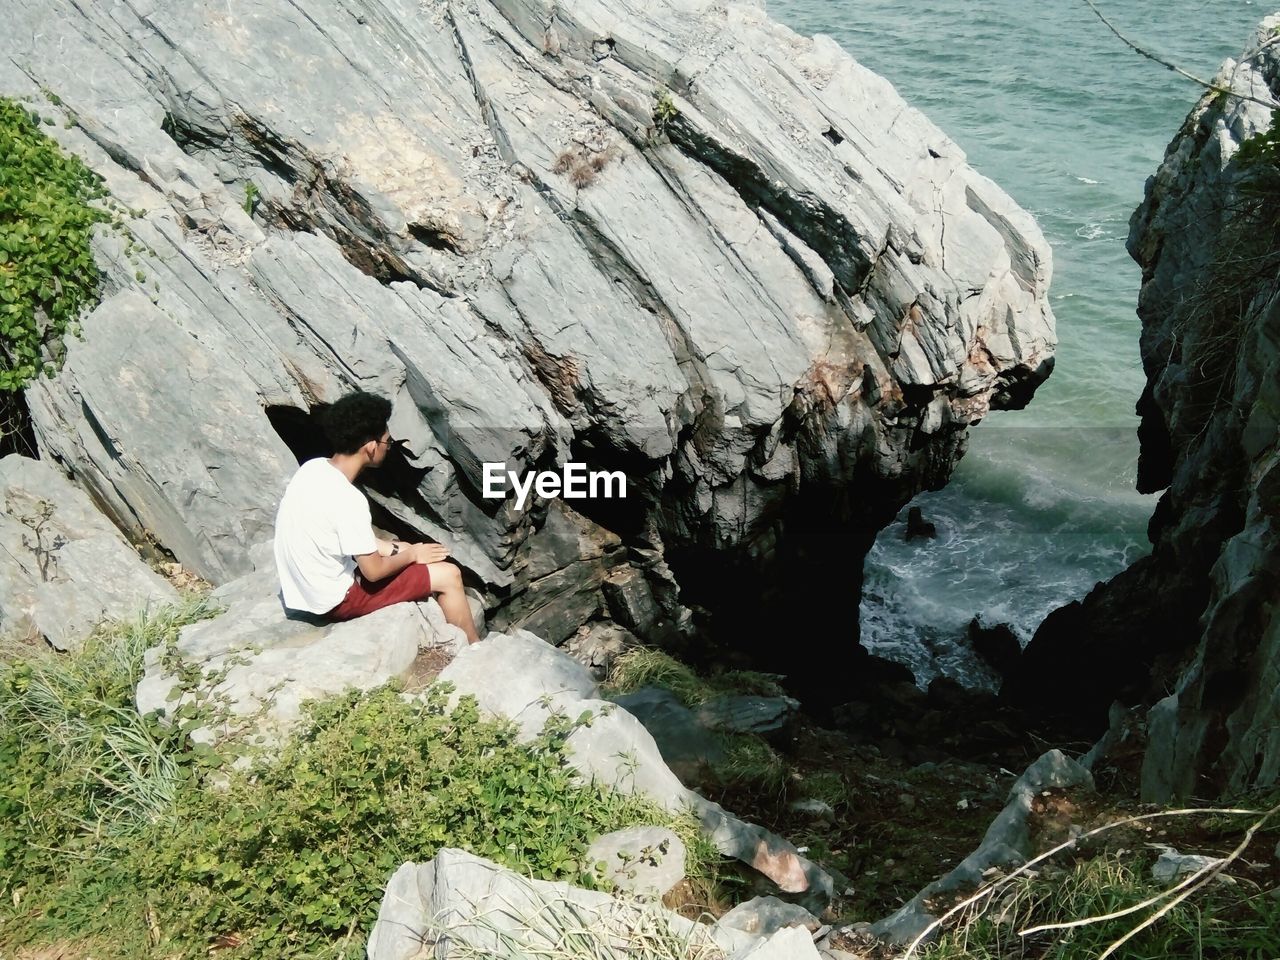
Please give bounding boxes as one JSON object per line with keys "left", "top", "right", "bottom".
{"left": 1010, "top": 18, "right": 1280, "bottom": 799}
{"left": 1, "top": 0, "right": 1054, "bottom": 663}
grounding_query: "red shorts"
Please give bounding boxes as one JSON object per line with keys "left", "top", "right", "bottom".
{"left": 326, "top": 563, "right": 433, "bottom": 621}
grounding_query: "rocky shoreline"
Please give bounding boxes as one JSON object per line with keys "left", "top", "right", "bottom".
{"left": 1, "top": 2, "right": 1278, "bottom": 958}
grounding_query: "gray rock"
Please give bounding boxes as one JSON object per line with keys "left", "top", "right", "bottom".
{"left": 789, "top": 799, "right": 836, "bottom": 819}
{"left": 135, "top": 555, "right": 452, "bottom": 740}
{"left": 1024, "top": 13, "right": 1280, "bottom": 802}
{"left": 367, "top": 848, "right": 755, "bottom": 960}
{"left": 487, "top": 502, "right": 624, "bottom": 645}
{"left": 27, "top": 292, "right": 300, "bottom": 586}
{"left": 870, "top": 749, "right": 1093, "bottom": 945}
{"left": 729, "top": 925, "right": 823, "bottom": 960}
{"left": 697, "top": 695, "right": 799, "bottom": 734}
{"left": 1151, "top": 848, "right": 1229, "bottom": 886}
{"left": 0, "top": 455, "right": 178, "bottom": 650}
{"left": 584, "top": 826, "right": 686, "bottom": 898}
{"left": 612, "top": 686, "right": 726, "bottom": 780}
{"left": 563, "top": 621, "right": 640, "bottom": 680}
{"left": 602, "top": 567, "right": 666, "bottom": 640}
{"left": 436, "top": 631, "right": 598, "bottom": 739}
{"left": 716, "top": 895, "right": 821, "bottom": 937}
{"left": 5, "top": 0, "right": 1054, "bottom": 650}
{"left": 569, "top": 696, "right": 703, "bottom": 814}
{"left": 437, "top": 632, "right": 833, "bottom": 902}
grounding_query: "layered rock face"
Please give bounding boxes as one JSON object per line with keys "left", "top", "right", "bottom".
{"left": 1011, "top": 19, "right": 1280, "bottom": 799}
{"left": 2, "top": 0, "right": 1053, "bottom": 659}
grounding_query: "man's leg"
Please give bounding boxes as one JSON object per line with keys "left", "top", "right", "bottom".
{"left": 327, "top": 564, "right": 432, "bottom": 621}
{"left": 425, "top": 561, "right": 481, "bottom": 644}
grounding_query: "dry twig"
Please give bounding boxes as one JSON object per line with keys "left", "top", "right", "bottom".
{"left": 1081, "top": 0, "right": 1280, "bottom": 109}
{"left": 898, "top": 805, "right": 1265, "bottom": 959}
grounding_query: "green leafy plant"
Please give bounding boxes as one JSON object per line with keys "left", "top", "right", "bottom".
{"left": 243, "top": 180, "right": 260, "bottom": 215}
{"left": 0, "top": 96, "right": 109, "bottom": 393}
{"left": 131, "top": 687, "right": 714, "bottom": 957}
{"left": 651, "top": 89, "right": 680, "bottom": 142}
{"left": 3, "top": 655, "right": 718, "bottom": 959}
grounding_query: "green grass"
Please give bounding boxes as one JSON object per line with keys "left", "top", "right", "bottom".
{"left": 606, "top": 647, "right": 785, "bottom": 707}
{"left": 0, "top": 598, "right": 217, "bottom": 864}
{"left": 918, "top": 806, "right": 1280, "bottom": 960}
{"left": 441, "top": 882, "right": 727, "bottom": 960}
{"left": 0, "top": 609, "right": 722, "bottom": 960}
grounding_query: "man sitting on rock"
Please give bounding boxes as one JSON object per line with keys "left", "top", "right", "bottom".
{"left": 273, "top": 390, "right": 481, "bottom": 644}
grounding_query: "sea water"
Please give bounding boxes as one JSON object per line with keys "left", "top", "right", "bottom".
{"left": 769, "top": 0, "right": 1270, "bottom": 688}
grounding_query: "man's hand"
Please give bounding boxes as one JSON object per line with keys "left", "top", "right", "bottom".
{"left": 412, "top": 542, "right": 450, "bottom": 564}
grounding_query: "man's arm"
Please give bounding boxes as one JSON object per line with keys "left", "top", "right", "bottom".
{"left": 354, "top": 540, "right": 417, "bottom": 582}
{"left": 354, "top": 539, "right": 451, "bottom": 582}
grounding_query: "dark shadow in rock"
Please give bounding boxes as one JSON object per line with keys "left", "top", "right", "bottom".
{"left": 967, "top": 616, "right": 1021, "bottom": 684}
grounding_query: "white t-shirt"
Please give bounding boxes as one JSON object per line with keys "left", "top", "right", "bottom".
{"left": 273, "top": 458, "right": 377, "bottom": 613}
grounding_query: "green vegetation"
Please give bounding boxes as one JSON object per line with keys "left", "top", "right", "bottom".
{"left": 607, "top": 647, "right": 784, "bottom": 707}
{"left": 651, "top": 89, "right": 681, "bottom": 142}
{"left": 606, "top": 647, "right": 790, "bottom": 801}
{"left": 243, "top": 180, "right": 260, "bottom": 216}
{"left": 0, "top": 608, "right": 716, "bottom": 960}
{"left": 0, "top": 96, "right": 109, "bottom": 393}
{"left": 5, "top": 620, "right": 1276, "bottom": 960}
{"left": 443, "top": 885, "right": 725, "bottom": 960}
{"left": 918, "top": 812, "right": 1280, "bottom": 960}
{"left": 0, "top": 598, "right": 220, "bottom": 874}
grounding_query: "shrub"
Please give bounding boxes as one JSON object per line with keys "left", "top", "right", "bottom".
{"left": 2, "top": 635, "right": 717, "bottom": 960}
{"left": 0, "top": 96, "right": 109, "bottom": 392}
{"left": 652, "top": 89, "right": 680, "bottom": 142}
{"left": 133, "top": 686, "right": 714, "bottom": 958}
{"left": 0, "top": 598, "right": 219, "bottom": 890}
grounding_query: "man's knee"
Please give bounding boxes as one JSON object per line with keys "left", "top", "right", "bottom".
{"left": 427, "top": 561, "right": 461, "bottom": 592}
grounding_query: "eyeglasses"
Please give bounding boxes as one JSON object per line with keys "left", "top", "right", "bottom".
{"left": 374, "top": 436, "right": 419, "bottom": 458}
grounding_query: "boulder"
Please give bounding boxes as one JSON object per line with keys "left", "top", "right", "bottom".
{"left": 966, "top": 617, "right": 1021, "bottom": 683}
{"left": 135, "top": 548, "right": 461, "bottom": 739}
{"left": 697, "top": 694, "right": 800, "bottom": 735}
{"left": 904, "top": 506, "right": 937, "bottom": 541}
{"left": 716, "top": 895, "right": 821, "bottom": 937}
{"left": 436, "top": 630, "right": 598, "bottom": 739}
{"left": 729, "top": 925, "right": 823, "bottom": 960}
{"left": 367, "top": 848, "right": 755, "bottom": 960}
{"left": 611, "top": 686, "right": 726, "bottom": 780}
{"left": 563, "top": 621, "right": 640, "bottom": 680}
{"left": 0, "top": 455, "right": 178, "bottom": 651}
{"left": 1151, "top": 848, "right": 1229, "bottom": 886}
{"left": 584, "top": 825, "right": 686, "bottom": 898}
{"left": 1014, "top": 16, "right": 1280, "bottom": 799}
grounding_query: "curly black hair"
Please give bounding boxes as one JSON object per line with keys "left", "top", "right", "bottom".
{"left": 320, "top": 391, "right": 392, "bottom": 455}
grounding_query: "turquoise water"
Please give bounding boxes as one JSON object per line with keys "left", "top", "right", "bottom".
{"left": 769, "top": 0, "right": 1270, "bottom": 686}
